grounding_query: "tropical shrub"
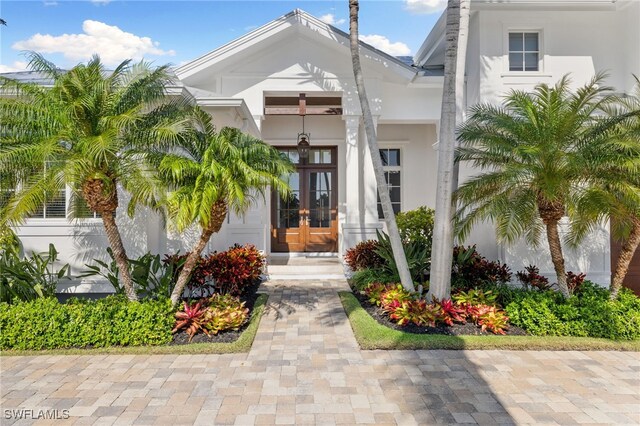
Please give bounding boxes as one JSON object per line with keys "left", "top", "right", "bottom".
{"left": 83, "top": 250, "right": 181, "bottom": 299}
{"left": 163, "top": 252, "right": 215, "bottom": 298}
{"left": 516, "top": 265, "right": 551, "bottom": 291}
{"left": 351, "top": 268, "right": 398, "bottom": 291}
{"left": 0, "top": 296, "right": 174, "bottom": 350}
{"left": 505, "top": 281, "right": 640, "bottom": 340}
{"left": 376, "top": 230, "right": 430, "bottom": 283}
{"left": 389, "top": 299, "right": 439, "bottom": 327}
{"left": 451, "top": 245, "right": 511, "bottom": 289}
{"left": 379, "top": 284, "right": 413, "bottom": 313}
{"left": 433, "top": 298, "right": 466, "bottom": 326}
{"left": 363, "top": 282, "right": 393, "bottom": 306}
{"left": 1, "top": 244, "right": 69, "bottom": 304}
{"left": 208, "top": 244, "right": 264, "bottom": 296}
{"left": 453, "top": 289, "right": 498, "bottom": 308}
{"left": 396, "top": 206, "right": 435, "bottom": 253}
{"left": 344, "top": 240, "right": 384, "bottom": 271}
{"left": 566, "top": 271, "right": 586, "bottom": 294}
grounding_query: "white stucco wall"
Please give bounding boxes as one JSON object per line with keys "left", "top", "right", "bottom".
{"left": 457, "top": 4, "right": 638, "bottom": 284}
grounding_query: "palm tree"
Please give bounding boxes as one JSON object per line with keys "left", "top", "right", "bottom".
{"left": 0, "top": 53, "right": 185, "bottom": 301}
{"left": 569, "top": 76, "right": 640, "bottom": 298}
{"left": 158, "top": 107, "right": 294, "bottom": 307}
{"left": 429, "top": 0, "right": 470, "bottom": 300}
{"left": 454, "top": 74, "right": 615, "bottom": 298}
{"left": 348, "top": 0, "right": 414, "bottom": 292}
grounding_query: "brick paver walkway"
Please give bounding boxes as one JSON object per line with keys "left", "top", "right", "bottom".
{"left": 1, "top": 279, "right": 639, "bottom": 425}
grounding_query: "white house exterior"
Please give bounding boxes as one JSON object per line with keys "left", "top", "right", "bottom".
{"left": 4, "top": 0, "right": 639, "bottom": 292}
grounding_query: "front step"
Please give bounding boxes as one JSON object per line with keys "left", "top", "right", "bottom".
{"left": 266, "top": 254, "right": 346, "bottom": 280}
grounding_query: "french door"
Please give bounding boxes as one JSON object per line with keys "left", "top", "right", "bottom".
{"left": 271, "top": 148, "right": 338, "bottom": 252}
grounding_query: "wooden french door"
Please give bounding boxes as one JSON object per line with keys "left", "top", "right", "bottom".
{"left": 271, "top": 148, "right": 338, "bottom": 252}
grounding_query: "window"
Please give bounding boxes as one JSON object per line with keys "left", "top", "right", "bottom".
{"left": 508, "top": 32, "right": 539, "bottom": 72}
{"left": 377, "top": 148, "right": 401, "bottom": 219}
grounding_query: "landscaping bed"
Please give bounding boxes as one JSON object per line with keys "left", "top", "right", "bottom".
{"left": 352, "top": 290, "right": 527, "bottom": 336}
{"left": 171, "top": 282, "right": 263, "bottom": 345}
{"left": 340, "top": 292, "right": 640, "bottom": 351}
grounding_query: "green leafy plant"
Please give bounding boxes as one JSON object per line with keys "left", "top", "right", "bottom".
{"left": 81, "top": 249, "right": 179, "bottom": 299}
{"left": 344, "top": 240, "right": 384, "bottom": 271}
{"left": 351, "top": 268, "right": 398, "bottom": 291}
{"left": 453, "top": 289, "right": 498, "bottom": 308}
{"left": 0, "top": 244, "right": 69, "bottom": 304}
{"left": 205, "top": 302, "right": 249, "bottom": 335}
{"left": 396, "top": 206, "right": 435, "bottom": 253}
{"left": 0, "top": 296, "right": 174, "bottom": 350}
{"left": 375, "top": 230, "right": 429, "bottom": 284}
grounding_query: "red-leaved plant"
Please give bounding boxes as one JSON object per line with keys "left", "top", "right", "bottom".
{"left": 172, "top": 299, "right": 210, "bottom": 341}
{"left": 344, "top": 240, "right": 384, "bottom": 271}
{"left": 435, "top": 298, "right": 467, "bottom": 326}
{"left": 209, "top": 244, "right": 264, "bottom": 296}
{"left": 516, "top": 265, "right": 551, "bottom": 291}
{"left": 566, "top": 271, "right": 586, "bottom": 294}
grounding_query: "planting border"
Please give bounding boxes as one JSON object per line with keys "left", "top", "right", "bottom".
{"left": 1, "top": 294, "right": 268, "bottom": 356}
{"left": 339, "top": 292, "right": 640, "bottom": 351}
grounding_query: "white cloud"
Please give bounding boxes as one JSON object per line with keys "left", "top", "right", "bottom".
{"left": 0, "top": 61, "right": 28, "bottom": 73}
{"left": 12, "top": 20, "right": 175, "bottom": 66}
{"left": 320, "top": 14, "right": 346, "bottom": 26}
{"left": 91, "top": 0, "right": 111, "bottom": 4}
{"left": 404, "top": 0, "right": 447, "bottom": 15}
{"left": 359, "top": 35, "right": 411, "bottom": 56}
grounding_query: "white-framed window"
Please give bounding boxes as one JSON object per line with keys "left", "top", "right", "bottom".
{"left": 377, "top": 148, "right": 401, "bottom": 219}
{"left": 508, "top": 31, "right": 540, "bottom": 72}
{"left": 0, "top": 184, "right": 99, "bottom": 220}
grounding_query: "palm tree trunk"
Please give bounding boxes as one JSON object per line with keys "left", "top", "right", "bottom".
{"left": 170, "top": 201, "right": 228, "bottom": 307}
{"left": 610, "top": 217, "right": 640, "bottom": 299}
{"left": 429, "top": 0, "right": 470, "bottom": 300}
{"left": 545, "top": 221, "right": 570, "bottom": 298}
{"left": 348, "top": 0, "right": 414, "bottom": 292}
{"left": 101, "top": 211, "right": 138, "bottom": 301}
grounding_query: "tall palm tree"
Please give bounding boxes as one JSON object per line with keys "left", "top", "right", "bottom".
{"left": 348, "top": 0, "right": 414, "bottom": 292}
{"left": 429, "top": 0, "right": 470, "bottom": 300}
{"left": 569, "top": 76, "right": 640, "bottom": 298}
{"left": 158, "top": 107, "right": 294, "bottom": 307}
{"left": 0, "top": 53, "right": 185, "bottom": 301}
{"left": 454, "top": 74, "right": 615, "bottom": 298}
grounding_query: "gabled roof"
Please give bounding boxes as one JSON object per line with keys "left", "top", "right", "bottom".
{"left": 176, "top": 9, "right": 416, "bottom": 81}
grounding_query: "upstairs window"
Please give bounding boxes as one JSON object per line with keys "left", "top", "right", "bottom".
{"left": 509, "top": 32, "right": 539, "bottom": 72}
{"left": 377, "top": 148, "right": 401, "bottom": 219}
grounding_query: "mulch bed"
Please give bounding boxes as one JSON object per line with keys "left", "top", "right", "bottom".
{"left": 353, "top": 290, "right": 527, "bottom": 336}
{"left": 170, "top": 281, "right": 263, "bottom": 345}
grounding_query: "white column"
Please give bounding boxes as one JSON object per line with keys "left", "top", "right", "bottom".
{"left": 344, "top": 115, "right": 361, "bottom": 223}
{"left": 362, "top": 115, "right": 380, "bottom": 224}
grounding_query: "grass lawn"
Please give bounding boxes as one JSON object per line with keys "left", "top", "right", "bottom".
{"left": 1, "top": 294, "right": 268, "bottom": 356}
{"left": 339, "top": 292, "right": 640, "bottom": 351}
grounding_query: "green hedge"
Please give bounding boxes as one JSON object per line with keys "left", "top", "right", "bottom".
{"left": 0, "top": 296, "right": 174, "bottom": 350}
{"left": 504, "top": 282, "right": 640, "bottom": 340}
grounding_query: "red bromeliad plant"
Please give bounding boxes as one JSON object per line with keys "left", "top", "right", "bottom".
{"left": 389, "top": 299, "right": 439, "bottom": 327}
{"left": 172, "top": 299, "right": 210, "bottom": 341}
{"left": 379, "top": 285, "right": 413, "bottom": 312}
{"left": 435, "top": 298, "right": 466, "bottom": 326}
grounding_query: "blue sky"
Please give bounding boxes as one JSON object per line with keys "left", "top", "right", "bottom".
{"left": 0, "top": 0, "right": 445, "bottom": 72}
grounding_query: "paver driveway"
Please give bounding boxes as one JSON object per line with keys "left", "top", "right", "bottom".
{"left": 1, "top": 279, "right": 639, "bottom": 425}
